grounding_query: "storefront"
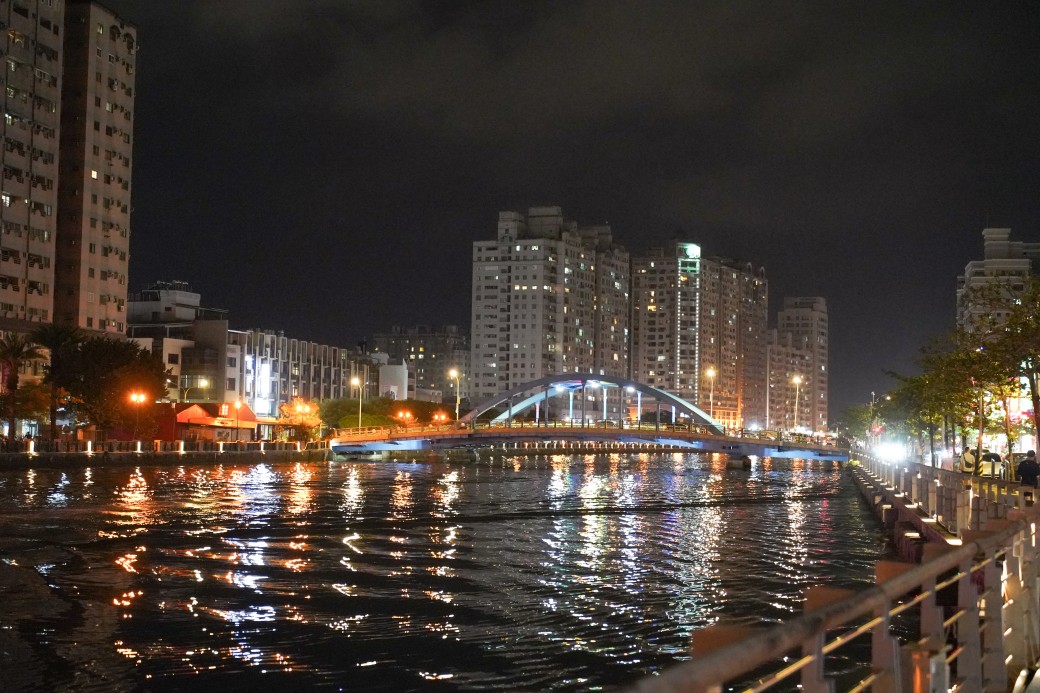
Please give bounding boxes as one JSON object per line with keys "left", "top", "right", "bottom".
{"left": 157, "top": 402, "right": 259, "bottom": 442}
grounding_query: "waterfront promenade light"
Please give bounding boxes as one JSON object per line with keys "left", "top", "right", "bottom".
{"left": 129, "top": 391, "right": 147, "bottom": 440}
{"left": 705, "top": 367, "right": 716, "bottom": 420}
{"left": 791, "top": 375, "right": 802, "bottom": 431}
{"left": 448, "top": 368, "right": 461, "bottom": 420}
{"left": 351, "top": 376, "right": 363, "bottom": 428}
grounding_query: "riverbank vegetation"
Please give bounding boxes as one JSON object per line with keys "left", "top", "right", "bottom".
{"left": 843, "top": 278, "right": 1040, "bottom": 462}
{"left": 0, "top": 328, "right": 168, "bottom": 441}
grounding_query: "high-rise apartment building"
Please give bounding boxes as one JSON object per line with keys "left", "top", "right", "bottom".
{"left": 56, "top": 0, "right": 135, "bottom": 333}
{"left": 956, "top": 228, "right": 1040, "bottom": 330}
{"left": 0, "top": 0, "right": 134, "bottom": 336}
{"left": 630, "top": 242, "right": 767, "bottom": 430}
{"left": 774, "top": 297, "right": 828, "bottom": 432}
{"left": 470, "top": 206, "right": 629, "bottom": 404}
{"left": 765, "top": 329, "right": 814, "bottom": 432}
{"left": 0, "top": 0, "right": 65, "bottom": 328}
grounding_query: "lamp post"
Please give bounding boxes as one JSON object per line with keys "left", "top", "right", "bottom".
{"left": 448, "top": 368, "right": 461, "bottom": 421}
{"left": 791, "top": 375, "right": 802, "bottom": 432}
{"left": 351, "top": 376, "right": 362, "bottom": 428}
{"left": 705, "top": 367, "right": 716, "bottom": 420}
{"left": 234, "top": 400, "right": 242, "bottom": 442}
{"left": 129, "top": 392, "right": 146, "bottom": 441}
{"left": 182, "top": 377, "right": 209, "bottom": 402}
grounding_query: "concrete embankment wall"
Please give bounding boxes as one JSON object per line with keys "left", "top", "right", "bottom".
{"left": 0, "top": 449, "right": 330, "bottom": 470}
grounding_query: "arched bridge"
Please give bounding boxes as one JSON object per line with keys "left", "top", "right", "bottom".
{"left": 330, "top": 374, "right": 846, "bottom": 462}
{"left": 460, "top": 373, "right": 724, "bottom": 434}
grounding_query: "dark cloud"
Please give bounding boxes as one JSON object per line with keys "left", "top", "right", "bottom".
{"left": 104, "top": 0, "right": 1040, "bottom": 420}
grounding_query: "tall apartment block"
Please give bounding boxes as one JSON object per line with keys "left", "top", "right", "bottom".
{"left": 773, "top": 297, "right": 828, "bottom": 432}
{"left": 956, "top": 227, "right": 1040, "bottom": 330}
{"left": 470, "top": 206, "right": 629, "bottom": 405}
{"left": 0, "top": 0, "right": 64, "bottom": 328}
{"left": 371, "top": 324, "right": 470, "bottom": 403}
{"left": 765, "top": 329, "right": 814, "bottom": 431}
{"left": 630, "top": 242, "right": 768, "bottom": 430}
{"left": 56, "top": 0, "right": 135, "bottom": 333}
{"left": 0, "top": 0, "right": 133, "bottom": 335}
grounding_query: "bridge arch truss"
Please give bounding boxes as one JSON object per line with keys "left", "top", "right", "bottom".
{"left": 459, "top": 373, "right": 723, "bottom": 434}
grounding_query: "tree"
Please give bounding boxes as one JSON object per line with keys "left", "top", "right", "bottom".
{"left": 0, "top": 381, "right": 51, "bottom": 437}
{"left": 959, "top": 278, "right": 1040, "bottom": 451}
{"left": 30, "top": 324, "right": 84, "bottom": 441}
{"left": 277, "top": 397, "right": 322, "bottom": 441}
{"left": 0, "top": 332, "right": 44, "bottom": 440}
{"left": 319, "top": 396, "right": 369, "bottom": 429}
{"left": 63, "top": 337, "right": 169, "bottom": 437}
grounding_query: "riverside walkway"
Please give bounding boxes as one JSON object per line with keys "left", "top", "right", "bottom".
{"left": 631, "top": 455, "right": 1040, "bottom": 693}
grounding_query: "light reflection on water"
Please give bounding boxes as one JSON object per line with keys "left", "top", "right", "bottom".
{"left": 0, "top": 454, "right": 886, "bottom": 691}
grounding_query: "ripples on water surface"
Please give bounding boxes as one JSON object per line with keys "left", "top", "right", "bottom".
{"left": 0, "top": 453, "right": 887, "bottom": 691}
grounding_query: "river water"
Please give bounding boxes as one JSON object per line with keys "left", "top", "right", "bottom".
{"left": 0, "top": 453, "right": 888, "bottom": 691}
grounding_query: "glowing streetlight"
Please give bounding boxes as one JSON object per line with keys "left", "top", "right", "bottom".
{"left": 705, "top": 367, "right": 716, "bottom": 420}
{"left": 128, "top": 391, "right": 147, "bottom": 440}
{"left": 448, "top": 368, "right": 461, "bottom": 421}
{"left": 182, "top": 377, "right": 209, "bottom": 402}
{"left": 351, "top": 376, "right": 363, "bottom": 428}
{"left": 791, "top": 375, "right": 802, "bottom": 432}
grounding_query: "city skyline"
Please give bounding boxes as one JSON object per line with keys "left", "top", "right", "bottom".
{"left": 105, "top": 0, "right": 1040, "bottom": 418}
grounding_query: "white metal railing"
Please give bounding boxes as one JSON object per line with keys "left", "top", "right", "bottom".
{"left": 630, "top": 459, "right": 1040, "bottom": 692}
{"left": 864, "top": 456, "right": 1029, "bottom": 535}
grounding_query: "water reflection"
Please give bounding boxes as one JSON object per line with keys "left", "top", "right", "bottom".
{"left": 0, "top": 453, "right": 883, "bottom": 692}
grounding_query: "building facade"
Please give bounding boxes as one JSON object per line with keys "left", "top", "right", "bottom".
{"left": 773, "top": 297, "right": 828, "bottom": 432}
{"left": 956, "top": 227, "right": 1040, "bottom": 330}
{"left": 370, "top": 324, "right": 469, "bottom": 403}
{"left": 0, "top": 0, "right": 135, "bottom": 336}
{"left": 630, "top": 242, "right": 768, "bottom": 430}
{"left": 765, "top": 329, "right": 814, "bottom": 432}
{"left": 55, "top": 0, "right": 135, "bottom": 333}
{"left": 128, "top": 283, "right": 375, "bottom": 432}
{"left": 470, "top": 206, "right": 630, "bottom": 409}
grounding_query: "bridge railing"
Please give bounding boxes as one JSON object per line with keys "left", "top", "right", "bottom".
{"left": 630, "top": 458, "right": 1040, "bottom": 692}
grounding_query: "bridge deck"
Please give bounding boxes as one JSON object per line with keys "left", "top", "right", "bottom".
{"left": 329, "top": 423, "right": 846, "bottom": 460}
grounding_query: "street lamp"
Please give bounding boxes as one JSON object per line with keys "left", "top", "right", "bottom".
{"left": 129, "top": 392, "right": 146, "bottom": 441}
{"left": 351, "top": 376, "right": 363, "bottom": 428}
{"left": 234, "top": 399, "right": 242, "bottom": 442}
{"left": 182, "top": 377, "right": 209, "bottom": 402}
{"left": 448, "top": 368, "right": 461, "bottom": 421}
{"left": 791, "top": 375, "right": 802, "bottom": 432}
{"left": 705, "top": 367, "right": 716, "bottom": 420}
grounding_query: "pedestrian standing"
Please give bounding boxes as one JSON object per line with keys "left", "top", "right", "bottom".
{"left": 1017, "top": 450, "right": 1039, "bottom": 487}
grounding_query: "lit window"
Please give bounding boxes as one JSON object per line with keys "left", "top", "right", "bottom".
{"left": 90, "top": 170, "right": 97, "bottom": 179}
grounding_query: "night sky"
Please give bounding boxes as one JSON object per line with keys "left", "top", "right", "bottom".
{"left": 103, "top": 0, "right": 1040, "bottom": 421}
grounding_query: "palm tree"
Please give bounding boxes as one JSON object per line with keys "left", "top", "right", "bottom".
{"left": 0, "top": 332, "right": 45, "bottom": 442}
{"left": 30, "top": 324, "right": 83, "bottom": 443}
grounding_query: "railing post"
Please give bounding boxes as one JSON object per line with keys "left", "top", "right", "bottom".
{"left": 870, "top": 599, "right": 900, "bottom": 691}
{"left": 800, "top": 632, "right": 833, "bottom": 692}
{"left": 981, "top": 544, "right": 1007, "bottom": 690}
{"left": 956, "top": 555, "right": 983, "bottom": 690}
{"left": 1013, "top": 517, "right": 1040, "bottom": 667}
